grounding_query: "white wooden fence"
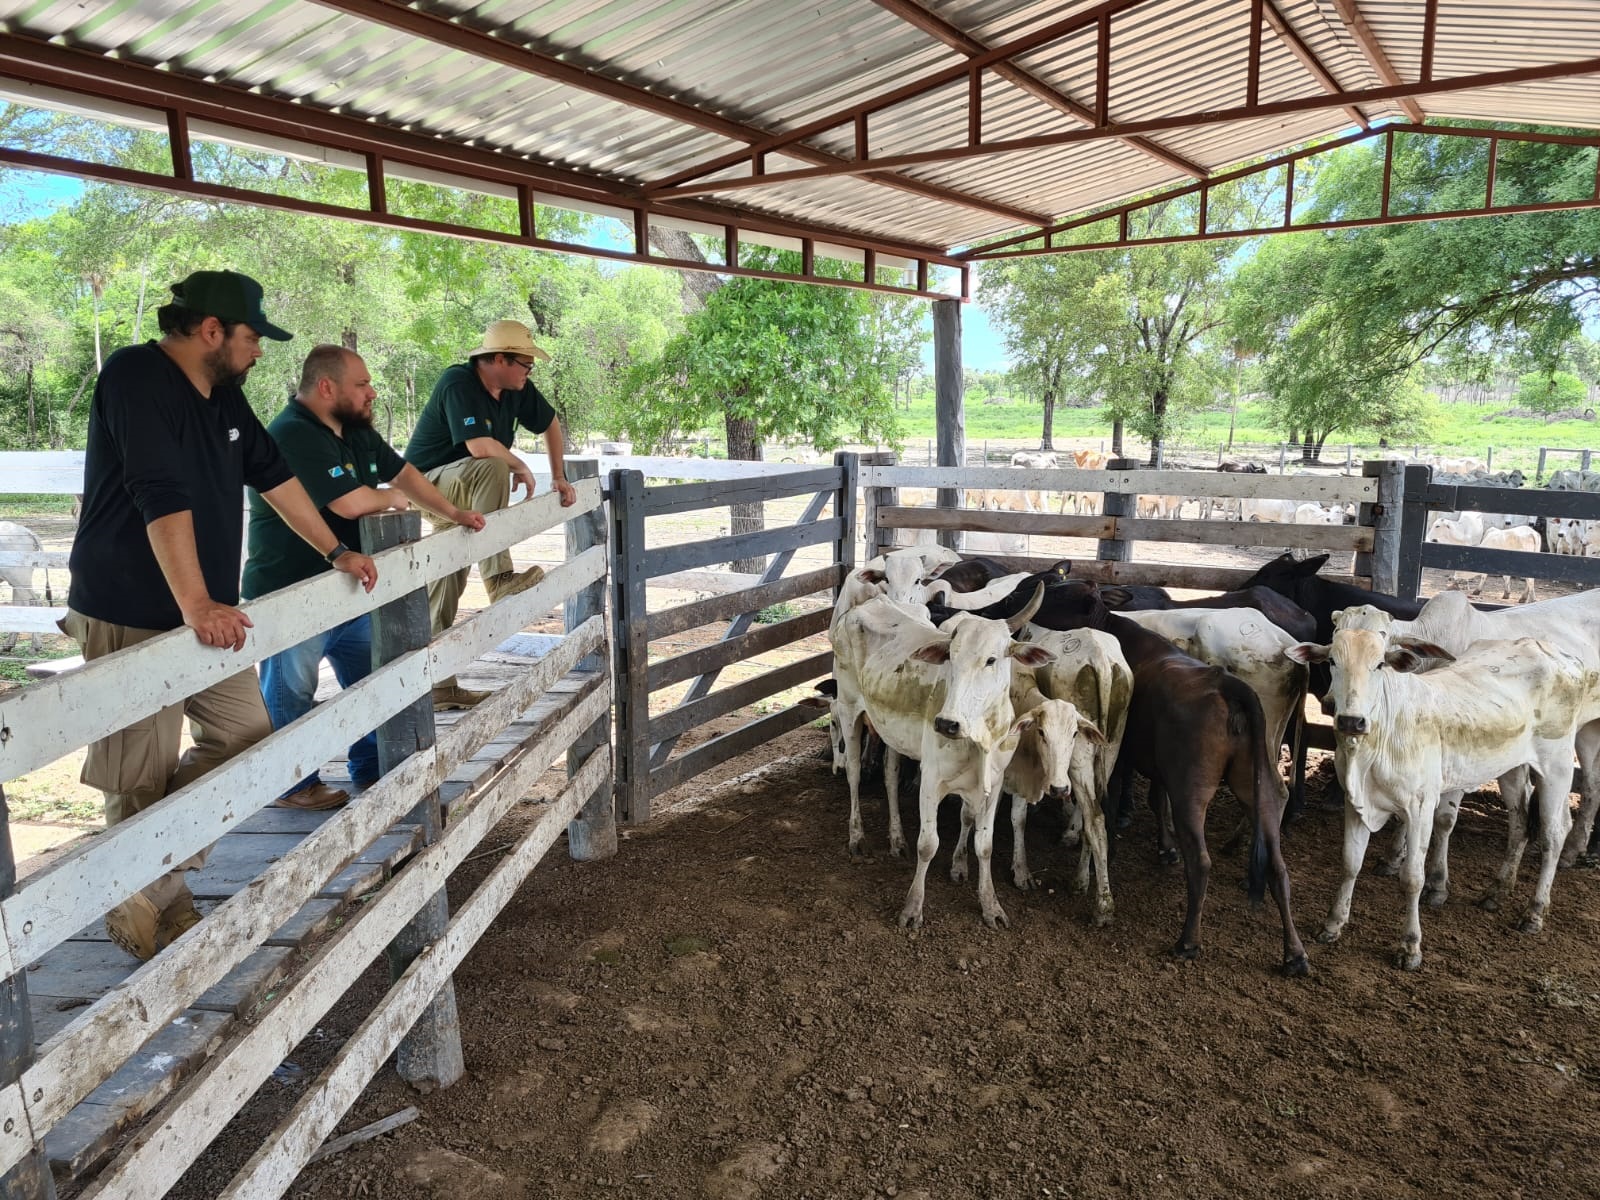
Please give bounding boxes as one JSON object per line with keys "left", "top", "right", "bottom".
{"left": 0, "top": 481, "right": 613, "bottom": 1197}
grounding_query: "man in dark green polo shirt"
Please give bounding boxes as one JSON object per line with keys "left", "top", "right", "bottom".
{"left": 405, "top": 319, "right": 576, "bottom": 707}
{"left": 245, "top": 345, "right": 486, "bottom": 806}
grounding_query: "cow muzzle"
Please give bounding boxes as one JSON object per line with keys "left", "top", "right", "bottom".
{"left": 1045, "top": 784, "right": 1071, "bottom": 801}
{"left": 1334, "top": 714, "right": 1368, "bottom": 736}
{"left": 933, "top": 717, "right": 962, "bottom": 739}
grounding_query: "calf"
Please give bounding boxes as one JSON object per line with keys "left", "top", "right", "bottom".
{"left": 1469, "top": 525, "right": 1539, "bottom": 603}
{"left": 1241, "top": 498, "right": 1297, "bottom": 524}
{"left": 954, "top": 577, "right": 1309, "bottom": 973}
{"left": 1288, "top": 632, "right": 1592, "bottom": 968}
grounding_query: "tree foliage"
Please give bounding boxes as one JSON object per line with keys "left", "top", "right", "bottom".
{"left": 621, "top": 252, "right": 918, "bottom": 454}
{"left": 1515, "top": 370, "right": 1588, "bottom": 416}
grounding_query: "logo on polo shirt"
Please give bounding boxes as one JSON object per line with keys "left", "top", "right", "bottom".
{"left": 463, "top": 416, "right": 477, "bottom": 426}
{"left": 329, "top": 466, "right": 345, "bottom": 478}
{"left": 345, "top": 462, "right": 355, "bottom": 474}
{"left": 229, "top": 428, "right": 240, "bottom": 442}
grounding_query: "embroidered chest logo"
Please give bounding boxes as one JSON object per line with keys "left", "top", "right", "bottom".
{"left": 228, "top": 428, "right": 240, "bottom": 442}
{"left": 329, "top": 466, "right": 345, "bottom": 478}
{"left": 463, "top": 416, "right": 476, "bottom": 426}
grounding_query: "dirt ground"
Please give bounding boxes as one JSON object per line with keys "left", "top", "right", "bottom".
{"left": 149, "top": 715, "right": 1600, "bottom": 1200}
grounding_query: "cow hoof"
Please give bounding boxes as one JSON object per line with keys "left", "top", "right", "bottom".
{"left": 848, "top": 840, "right": 870, "bottom": 861}
{"left": 949, "top": 864, "right": 968, "bottom": 884}
{"left": 1372, "top": 859, "right": 1400, "bottom": 878}
{"left": 1013, "top": 874, "right": 1037, "bottom": 892}
{"left": 1114, "top": 810, "right": 1134, "bottom": 832}
{"left": 888, "top": 840, "right": 907, "bottom": 859}
{"left": 1422, "top": 886, "right": 1449, "bottom": 909}
{"left": 1315, "top": 924, "right": 1342, "bottom": 945}
{"left": 897, "top": 910, "right": 923, "bottom": 932}
{"left": 983, "top": 909, "right": 1010, "bottom": 931}
{"left": 1170, "top": 942, "right": 1202, "bottom": 962}
{"left": 1476, "top": 892, "right": 1502, "bottom": 913}
{"left": 1282, "top": 953, "right": 1312, "bottom": 978}
{"left": 1394, "top": 947, "right": 1423, "bottom": 972}
{"left": 1091, "top": 906, "right": 1115, "bottom": 929}
{"left": 1516, "top": 912, "right": 1545, "bottom": 935}
{"left": 1156, "top": 847, "right": 1180, "bottom": 867}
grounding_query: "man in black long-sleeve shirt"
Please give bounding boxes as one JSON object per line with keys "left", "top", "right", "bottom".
{"left": 63, "top": 270, "right": 378, "bottom": 961}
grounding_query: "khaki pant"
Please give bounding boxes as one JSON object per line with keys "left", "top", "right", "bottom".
{"left": 424, "top": 456, "right": 515, "bottom": 634}
{"left": 60, "top": 609, "right": 273, "bottom": 909}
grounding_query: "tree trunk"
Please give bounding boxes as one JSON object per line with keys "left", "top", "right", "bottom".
{"left": 133, "top": 261, "right": 149, "bottom": 343}
{"left": 1040, "top": 389, "right": 1055, "bottom": 451}
{"left": 1311, "top": 431, "right": 1330, "bottom": 462}
{"left": 1287, "top": 428, "right": 1300, "bottom": 446}
{"left": 25, "top": 362, "right": 36, "bottom": 448}
{"left": 1146, "top": 389, "right": 1167, "bottom": 467}
{"left": 724, "top": 412, "right": 766, "bottom": 573}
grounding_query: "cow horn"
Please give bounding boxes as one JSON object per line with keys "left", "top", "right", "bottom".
{"left": 1006, "top": 582, "right": 1045, "bottom": 633}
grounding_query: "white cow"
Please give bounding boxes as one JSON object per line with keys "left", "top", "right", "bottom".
{"left": 1474, "top": 525, "right": 1540, "bottom": 603}
{"left": 1338, "top": 589, "right": 1600, "bottom": 869}
{"left": 1013, "top": 628, "right": 1133, "bottom": 922}
{"left": 1240, "top": 498, "right": 1297, "bottom": 524}
{"left": 0, "top": 521, "right": 46, "bottom": 654}
{"left": 1294, "top": 503, "right": 1349, "bottom": 526}
{"left": 1288, "top": 630, "right": 1593, "bottom": 969}
{"left": 831, "top": 591, "right": 1051, "bottom": 928}
{"left": 847, "top": 546, "right": 961, "bottom": 612}
{"left": 1120, "top": 608, "right": 1307, "bottom": 803}
{"left": 1010, "top": 450, "right": 1058, "bottom": 470}
{"left": 921, "top": 572, "right": 1033, "bottom": 610}
{"left": 1134, "top": 495, "right": 1184, "bottom": 520}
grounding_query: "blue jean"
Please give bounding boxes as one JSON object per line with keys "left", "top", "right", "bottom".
{"left": 258, "top": 614, "right": 380, "bottom": 795}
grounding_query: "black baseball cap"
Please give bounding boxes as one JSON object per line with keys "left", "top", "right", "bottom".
{"left": 169, "top": 270, "right": 292, "bottom": 341}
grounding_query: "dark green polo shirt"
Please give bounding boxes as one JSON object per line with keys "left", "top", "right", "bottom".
{"left": 403, "top": 362, "right": 556, "bottom": 473}
{"left": 242, "top": 399, "right": 406, "bottom": 600}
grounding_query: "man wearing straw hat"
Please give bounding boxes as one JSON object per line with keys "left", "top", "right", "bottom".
{"left": 405, "top": 319, "right": 576, "bottom": 709}
{"left": 62, "top": 270, "right": 377, "bottom": 961}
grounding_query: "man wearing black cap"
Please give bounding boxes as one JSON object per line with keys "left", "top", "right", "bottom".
{"left": 62, "top": 269, "right": 378, "bottom": 962}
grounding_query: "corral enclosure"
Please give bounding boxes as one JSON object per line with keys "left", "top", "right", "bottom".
{"left": 2, "top": 452, "right": 1600, "bottom": 1198}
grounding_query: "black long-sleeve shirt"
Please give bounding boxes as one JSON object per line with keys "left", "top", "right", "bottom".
{"left": 68, "top": 342, "right": 293, "bottom": 631}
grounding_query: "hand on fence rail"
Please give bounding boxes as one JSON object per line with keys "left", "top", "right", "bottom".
{"left": 329, "top": 547, "right": 379, "bottom": 592}
{"left": 180, "top": 596, "right": 256, "bottom": 651}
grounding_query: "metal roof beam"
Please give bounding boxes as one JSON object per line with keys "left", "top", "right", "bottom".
{"left": 867, "top": 0, "right": 1207, "bottom": 180}
{"left": 0, "top": 35, "right": 963, "bottom": 268}
{"left": 647, "top": 55, "right": 1600, "bottom": 201}
{"left": 303, "top": 0, "right": 1051, "bottom": 230}
{"left": 1262, "top": 0, "right": 1370, "bottom": 130}
{"left": 1328, "top": 0, "right": 1426, "bottom": 122}
{"left": 645, "top": 0, "right": 1159, "bottom": 192}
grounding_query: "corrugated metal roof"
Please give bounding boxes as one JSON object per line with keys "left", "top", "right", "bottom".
{"left": 2, "top": 0, "right": 1598, "bottom": 255}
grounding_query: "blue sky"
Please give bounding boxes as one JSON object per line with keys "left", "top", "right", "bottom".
{"left": 8, "top": 171, "right": 1013, "bottom": 369}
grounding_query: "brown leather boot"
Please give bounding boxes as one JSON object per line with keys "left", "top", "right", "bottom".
{"left": 486, "top": 565, "right": 546, "bottom": 603}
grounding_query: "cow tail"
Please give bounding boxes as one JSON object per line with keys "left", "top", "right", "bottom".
{"left": 1227, "top": 681, "right": 1277, "bottom": 906}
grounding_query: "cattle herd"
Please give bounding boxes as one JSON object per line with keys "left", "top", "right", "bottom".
{"left": 810, "top": 545, "right": 1600, "bottom": 979}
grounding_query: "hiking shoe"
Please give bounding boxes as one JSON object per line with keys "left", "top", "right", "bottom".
{"left": 106, "top": 892, "right": 162, "bottom": 962}
{"left": 486, "top": 565, "right": 546, "bottom": 604}
{"left": 158, "top": 896, "right": 202, "bottom": 945}
{"left": 431, "top": 682, "right": 493, "bottom": 710}
{"left": 274, "top": 781, "right": 350, "bottom": 811}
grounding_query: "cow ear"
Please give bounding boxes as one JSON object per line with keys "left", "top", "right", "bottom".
{"left": 911, "top": 642, "right": 950, "bottom": 665}
{"left": 1388, "top": 639, "right": 1454, "bottom": 671}
{"left": 857, "top": 568, "right": 885, "bottom": 584}
{"left": 1285, "top": 642, "right": 1330, "bottom": 664}
{"left": 1010, "top": 712, "right": 1038, "bottom": 735}
{"left": 816, "top": 678, "right": 838, "bottom": 698}
{"left": 1297, "top": 554, "right": 1330, "bottom": 576}
{"left": 1331, "top": 607, "right": 1347, "bottom": 623}
{"left": 1010, "top": 644, "right": 1056, "bottom": 667}
{"left": 798, "top": 695, "right": 831, "bottom": 710}
{"left": 1076, "top": 717, "right": 1107, "bottom": 745}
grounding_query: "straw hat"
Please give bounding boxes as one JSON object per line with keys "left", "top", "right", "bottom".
{"left": 469, "top": 319, "right": 550, "bottom": 362}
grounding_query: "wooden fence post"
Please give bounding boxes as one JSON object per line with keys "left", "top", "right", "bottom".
{"left": 1584, "top": 449, "right": 1593, "bottom": 472}
{"left": 834, "top": 452, "right": 859, "bottom": 601}
{"left": 0, "top": 788, "right": 56, "bottom": 1200}
{"left": 362, "top": 509, "right": 465, "bottom": 1092}
{"left": 1395, "top": 463, "right": 1432, "bottom": 602}
{"left": 1354, "top": 459, "right": 1405, "bottom": 595}
{"left": 933, "top": 298, "right": 964, "bottom": 553}
{"left": 860, "top": 451, "right": 898, "bottom": 560}
{"left": 1538, "top": 447, "right": 1548, "bottom": 482}
{"left": 563, "top": 460, "right": 616, "bottom": 862}
{"left": 609, "top": 470, "right": 652, "bottom": 824}
{"left": 1098, "top": 457, "right": 1136, "bottom": 565}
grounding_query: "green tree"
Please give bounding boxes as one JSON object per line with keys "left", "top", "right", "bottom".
{"left": 1515, "top": 369, "right": 1588, "bottom": 417}
{"left": 982, "top": 177, "right": 1276, "bottom": 464}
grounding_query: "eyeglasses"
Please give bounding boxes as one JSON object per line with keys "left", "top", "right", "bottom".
{"left": 508, "top": 356, "right": 535, "bottom": 372}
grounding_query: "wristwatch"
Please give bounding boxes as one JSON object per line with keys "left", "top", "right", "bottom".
{"left": 324, "top": 542, "right": 352, "bottom": 564}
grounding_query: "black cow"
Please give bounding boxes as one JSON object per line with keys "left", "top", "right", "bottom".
{"left": 1098, "top": 583, "right": 1317, "bottom": 644}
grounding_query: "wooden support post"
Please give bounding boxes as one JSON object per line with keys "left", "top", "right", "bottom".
{"left": 1098, "top": 458, "right": 1135, "bottom": 564}
{"left": 609, "top": 470, "right": 652, "bottom": 824}
{"left": 1583, "top": 449, "right": 1593, "bottom": 472}
{"left": 933, "top": 298, "right": 964, "bottom": 553}
{"left": 1486, "top": 445, "right": 1493, "bottom": 471}
{"left": 1355, "top": 459, "right": 1405, "bottom": 595}
{"left": 563, "top": 460, "right": 616, "bottom": 862}
{"left": 0, "top": 787, "right": 56, "bottom": 1200}
{"left": 1395, "top": 463, "right": 1432, "bottom": 602}
{"left": 1278, "top": 443, "right": 1287, "bottom": 473}
{"left": 1538, "top": 447, "right": 1548, "bottom": 483}
{"left": 861, "top": 451, "right": 898, "bottom": 559}
{"left": 834, "top": 452, "right": 859, "bottom": 601}
{"left": 362, "top": 510, "right": 465, "bottom": 1093}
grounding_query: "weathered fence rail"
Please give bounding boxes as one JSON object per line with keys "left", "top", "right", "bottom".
{"left": 0, "top": 482, "right": 612, "bottom": 1196}
{"left": 608, "top": 456, "right": 853, "bottom": 824}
